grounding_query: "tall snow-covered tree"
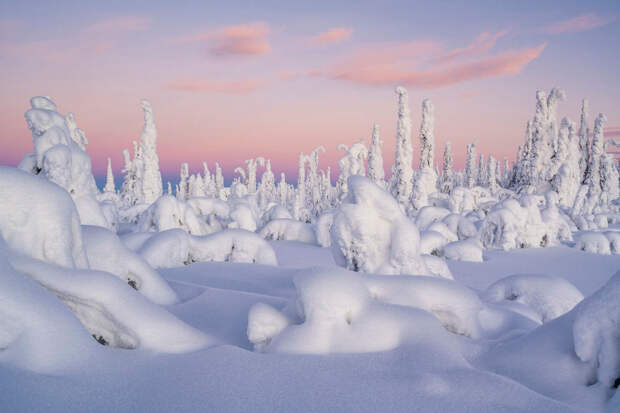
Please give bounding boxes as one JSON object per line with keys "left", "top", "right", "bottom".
{"left": 584, "top": 113, "right": 607, "bottom": 213}
{"left": 305, "top": 146, "right": 325, "bottom": 216}
{"left": 440, "top": 141, "right": 453, "bottom": 194}
{"left": 178, "top": 163, "right": 189, "bottom": 201}
{"left": 419, "top": 99, "right": 435, "bottom": 170}
{"left": 578, "top": 99, "right": 590, "bottom": 181}
{"left": 277, "top": 172, "right": 288, "bottom": 206}
{"left": 390, "top": 86, "right": 414, "bottom": 205}
{"left": 487, "top": 156, "right": 498, "bottom": 194}
{"left": 215, "top": 163, "right": 225, "bottom": 200}
{"left": 104, "top": 157, "right": 115, "bottom": 194}
{"left": 294, "top": 153, "right": 306, "bottom": 220}
{"left": 120, "top": 149, "right": 136, "bottom": 206}
{"left": 336, "top": 140, "right": 368, "bottom": 198}
{"left": 601, "top": 153, "right": 620, "bottom": 208}
{"left": 65, "top": 112, "right": 88, "bottom": 151}
{"left": 465, "top": 142, "right": 477, "bottom": 188}
{"left": 367, "top": 124, "right": 385, "bottom": 186}
{"left": 139, "top": 100, "right": 163, "bottom": 204}
{"left": 477, "top": 154, "right": 486, "bottom": 186}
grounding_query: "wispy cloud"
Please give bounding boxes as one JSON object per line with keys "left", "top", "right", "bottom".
{"left": 307, "top": 32, "right": 546, "bottom": 88}
{"left": 84, "top": 16, "right": 152, "bottom": 34}
{"left": 310, "top": 27, "right": 353, "bottom": 46}
{"left": 543, "top": 12, "right": 616, "bottom": 34}
{"left": 167, "top": 78, "right": 264, "bottom": 93}
{"left": 175, "top": 22, "right": 271, "bottom": 57}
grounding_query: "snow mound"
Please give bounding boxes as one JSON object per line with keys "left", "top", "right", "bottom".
{"left": 427, "top": 221, "right": 458, "bottom": 242}
{"left": 259, "top": 219, "right": 317, "bottom": 244}
{"left": 573, "top": 270, "right": 620, "bottom": 388}
{"left": 605, "top": 231, "right": 620, "bottom": 254}
{"left": 443, "top": 240, "right": 483, "bottom": 262}
{"left": 249, "top": 267, "right": 470, "bottom": 354}
{"left": 82, "top": 225, "right": 178, "bottom": 305}
{"left": 420, "top": 230, "right": 449, "bottom": 256}
{"left": 485, "top": 274, "right": 583, "bottom": 323}
{"left": 9, "top": 253, "right": 212, "bottom": 353}
{"left": 314, "top": 210, "right": 334, "bottom": 247}
{"left": 421, "top": 255, "right": 454, "bottom": 279}
{"left": 139, "top": 229, "right": 277, "bottom": 268}
{"left": 0, "top": 166, "right": 88, "bottom": 269}
{"left": 330, "top": 176, "right": 430, "bottom": 276}
{"left": 415, "top": 206, "right": 450, "bottom": 231}
{"left": 575, "top": 232, "right": 611, "bottom": 255}
{"left": 137, "top": 195, "right": 209, "bottom": 235}
{"left": 442, "top": 213, "right": 477, "bottom": 240}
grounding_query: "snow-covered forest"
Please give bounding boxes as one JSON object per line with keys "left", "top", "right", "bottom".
{"left": 2, "top": 86, "right": 620, "bottom": 412}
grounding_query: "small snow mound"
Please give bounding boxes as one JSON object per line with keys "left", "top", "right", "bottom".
{"left": 443, "top": 240, "right": 483, "bottom": 262}
{"left": 575, "top": 232, "right": 611, "bottom": 255}
{"left": 415, "top": 206, "right": 450, "bottom": 231}
{"left": 420, "top": 230, "right": 449, "bottom": 256}
{"left": 259, "top": 219, "right": 317, "bottom": 244}
{"left": 573, "top": 270, "right": 620, "bottom": 388}
{"left": 137, "top": 195, "right": 208, "bottom": 235}
{"left": 247, "top": 302, "right": 291, "bottom": 352}
{"left": 485, "top": 274, "right": 583, "bottom": 323}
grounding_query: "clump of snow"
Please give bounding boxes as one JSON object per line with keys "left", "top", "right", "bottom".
{"left": 0, "top": 167, "right": 88, "bottom": 269}
{"left": 247, "top": 302, "right": 292, "bottom": 352}
{"left": 484, "top": 274, "right": 583, "bottom": 323}
{"left": 448, "top": 186, "right": 477, "bottom": 213}
{"left": 443, "top": 240, "right": 483, "bottom": 262}
{"left": 259, "top": 219, "right": 317, "bottom": 244}
{"left": 605, "top": 232, "right": 620, "bottom": 254}
{"left": 82, "top": 225, "right": 178, "bottom": 305}
{"left": 228, "top": 201, "right": 258, "bottom": 232}
{"left": 330, "top": 176, "right": 431, "bottom": 276}
{"left": 314, "top": 210, "right": 334, "bottom": 247}
{"left": 139, "top": 229, "right": 277, "bottom": 268}
{"left": 442, "top": 213, "right": 478, "bottom": 240}
{"left": 421, "top": 255, "right": 454, "bottom": 279}
{"left": 137, "top": 195, "right": 209, "bottom": 235}
{"left": 575, "top": 231, "right": 611, "bottom": 255}
{"left": 420, "top": 230, "right": 449, "bottom": 256}
{"left": 573, "top": 270, "right": 620, "bottom": 388}
{"left": 415, "top": 206, "right": 450, "bottom": 231}
{"left": 426, "top": 221, "right": 458, "bottom": 243}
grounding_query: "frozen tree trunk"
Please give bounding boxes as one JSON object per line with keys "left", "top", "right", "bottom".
{"left": 367, "top": 124, "right": 385, "bottom": 187}
{"left": 390, "top": 86, "right": 413, "bottom": 206}
{"left": 139, "top": 100, "right": 163, "bottom": 204}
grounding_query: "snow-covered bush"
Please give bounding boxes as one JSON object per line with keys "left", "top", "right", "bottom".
{"left": 138, "top": 229, "right": 277, "bottom": 268}
{"left": 82, "top": 225, "right": 178, "bottom": 305}
{"left": 259, "top": 219, "right": 317, "bottom": 244}
{"left": 605, "top": 232, "right": 620, "bottom": 254}
{"left": 314, "top": 210, "right": 334, "bottom": 247}
{"left": 442, "top": 213, "right": 478, "bottom": 240}
{"left": 448, "top": 186, "right": 476, "bottom": 213}
{"left": 426, "top": 221, "right": 458, "bottom": 243}
{"left": 443, "top": 240, "right": 483, "bottom": 262}
{"left": 575, "top": 232, "right": 611, "bottom": 255}
{"left": 420, "top": 230, "right": 449, "bottom": 256}
{"left": 330, "top": 176, "right": 431, "bottom": 276}
{"left": 20, "top": 97, "right": 109, "bottom": 228}
{"left": 421, "top": 255, "right": 454, "bottom": 279}
{"left": 573, "top": 270, "right": 620, "bottom": 388}
{"left": 484, "top": 274, "right": 583, "bottom": 323}
{"left": 415, "top": 206, "right": 450, "bottom": 231}
{"left": 0, "top": 167, "right": 88, "bottom": 269}
{"left": 137, "top": 195, "right": 209, "bottom": 235}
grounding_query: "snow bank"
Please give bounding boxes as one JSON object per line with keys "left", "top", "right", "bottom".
{"left": 82, "top": 225, "right": 178, "bottom": 305}
{"left": 8, "top": 253, "right": 212, "bottom": 353}
{"left": 259, "top": 219, "right": 317, "bottom": 244}
{"left": 0, "top": 166, "right": 88, "bottom": 269}
{"left": 573, "top": 270, "right": 620, "bottom": 388}
{"left": 330, "top": 176, "right": 431, "bottom": 276}
{"left": 575, "top": 231, "right": 611, "bottom": 255}
{"left": 139, "top": 229, "right": 277, "bottom": 268}
{"left": 484, "top": 274, "right": 583, "bottom": 323}
{"left": 443, "top": 240, "right": 483, "bottom": 262}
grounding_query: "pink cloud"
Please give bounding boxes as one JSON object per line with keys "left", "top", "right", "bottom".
{"left": 84, "top": 16, "right": 152, "bottom": 33}
{"left": 605, "top": 126, "right": 620, "bottom": 139}
{"left": 167, "top": 78, "right": 264, "bottom": 93}
{"left": 325, "top": 42, "right": 546, "bottom": 88}
{"left": 434, "top": 30, "right": 508, "bottom": 64}
{"left": 543, "top": 13, "right": 616, "bottom": 34}
{"left": 310, "top": 27, "right": 353, "bottom": 45}
{"left": 176, "top": 22, "right": 271, "bottom": 57}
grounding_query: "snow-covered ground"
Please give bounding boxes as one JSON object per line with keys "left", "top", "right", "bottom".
{"left": 0, "top": 238, "right": 618, "bottom": 412}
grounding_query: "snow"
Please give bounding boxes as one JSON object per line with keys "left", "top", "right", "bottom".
{"left": 259, "top": 219, "right": 317, "bottom": 244}
{"left": 576, "top": 231, "right": 612, "bottom": 255}
{"left": 443, "top": 239, "right": 484, "bottom": 262}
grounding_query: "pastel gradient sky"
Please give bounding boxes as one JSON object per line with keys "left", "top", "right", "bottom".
{"left": 1, "top": 0, "right": 619, "bottom": 185}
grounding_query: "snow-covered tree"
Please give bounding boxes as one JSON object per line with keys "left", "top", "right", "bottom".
{"left": 215, "top": 163, "right": 225, "bottom": 200}
{"left": 551, "top": 119, "right": 582, "bottom": 208}
{"left": 277, "top": 172, "right": 288, "bottom": 206}
{"left": 139, "top": 100, "right": 163, "bottom": 204}
{"left": 600, "top": 153, "right": 620, "bottom": 208}
{"left": 465, "top": 142, "right": 477, "bottom": 188}
{"left": 104, "top": 158, "right": 115, "bottom": 194}
{"left": 336, "top": 140, "right": 368, "bottom": 198}
{"left": 578, "top": 99, "right": 590, "bottom": 181}
{"left": 584, "top": 113, "right": 607, "bottom": 213}
{"left": 367, "top": 124, "right": 385, "bottom": 186}
{"left": 477, "top": 154, "right": 486, "bottom": 187}
{"left": 390, "top": 86, "right": 414, "bottom": 205}
{"left": 419, "top": 99, "right": 435, "bottom": 170}
{"left": 65, "top": 112, "right": 88, "bottom": 151}
{"left": 440, "top": 141, "right": 454, "bottom": 194}
{"left": 178, "top": 163, "right": 189, "bottom": 201}
{"left": 487, "top": 156, "right": 498, "bottom": 194}
{"left": 305, "top": 146, "right": 325, "bottom": 216}
{"left": 294, "top": 153, "right": 306, "bottom": 220}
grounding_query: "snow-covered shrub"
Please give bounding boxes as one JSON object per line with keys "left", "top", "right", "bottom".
{"left": 228, "top": 201, "right": 258, "bottom": 232}
{"left": 415, "top": 206, "right": 450, "bottom": 231}
{"left": 575, "top": 232, "right": 611, "bottom": 255}
{"left": 420, "top": 255, "right": 453, "bottom": 280}
{"left": 442, "top": 213, "right": 478, "bottom": 240}
{"left": 186, "top": 197, "right": 230, "bottom": 221}
{"left": 443, "top": 240, "right": 483, "bottom": 262}
{"left": 330, "top": 176, "right": 431, "bottom": 276}
{"left": 260, "top": 204, "right": 293, "bottom": 225}
{"left": 420, "top": 230, "right": 449, "bottom": 256}
{"left": 20, "top": 97, "right": 109, "bottom": 228}
{"left": 249, "top": 267, "right": 462, "bottom": 354}
{"left": 0, "top": 167, "right": 88, "bottom": 269}
{"left": 259, "top": 219, "right": 317, "bottom": 244}
{"left": 573, "top": 270, "right": 620, "bottom": 388}
{"left": 484, "top": 274, "right": 583, "bottom": 323}
{"left": 605, "top": 232, "right": 620, "bottom": 254}
{"left": 426, "top": 221, "right": 458, "bottom": 243}
{"left": 137, "top": 195, "right": 209, "bottom": 235}
{"left": 448, "top": 186, "right": 476, "bottom": 213}
{"left": 139, "top": 229, "right": 277, "bottom": 268}
{"left": 314, "top": 210, "right": 334, "bottom": 247}
{"left": 81, "top": 225, "right": 178, "bottom": 305}
{"left": 8, "top": 251, "right": 211, "bottom": 353}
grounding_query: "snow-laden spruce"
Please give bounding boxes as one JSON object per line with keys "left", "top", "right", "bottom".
{"left": 330, "top": 176, "right": 432, "bottom": 276}
{"left": 390, "top": 86, "right": 414, "bottom": 206}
